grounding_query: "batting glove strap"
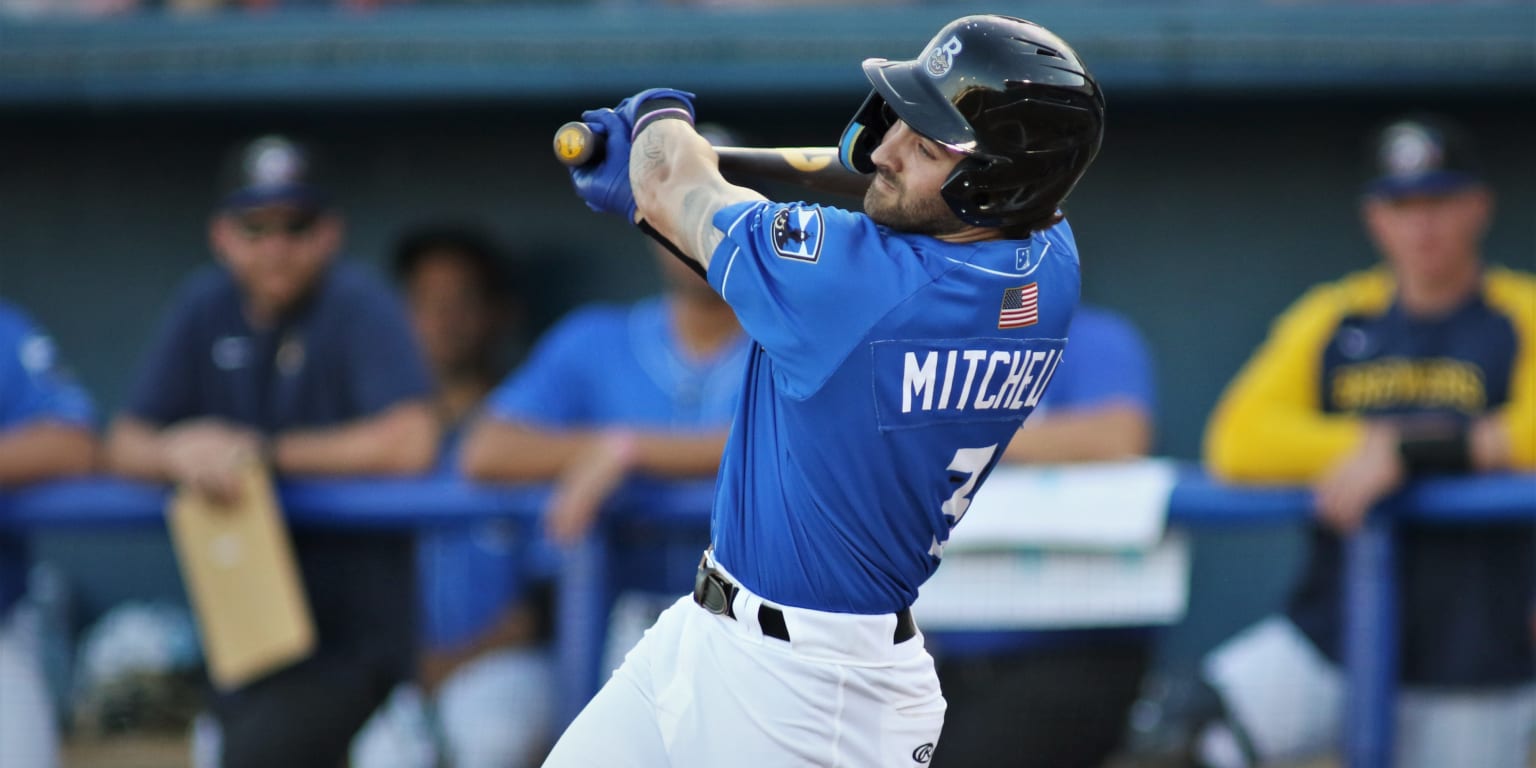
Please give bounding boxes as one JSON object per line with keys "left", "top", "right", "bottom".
{"left": 630, "top": 97, "right": 696, "bottom": 140}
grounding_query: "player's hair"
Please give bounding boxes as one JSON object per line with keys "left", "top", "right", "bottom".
{"left": 391, "top": 224, "right": 516, "bottom": 304}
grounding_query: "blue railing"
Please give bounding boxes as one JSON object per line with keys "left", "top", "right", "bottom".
{"left": 0, "top": 468, "right": 1531, "bottom": 768}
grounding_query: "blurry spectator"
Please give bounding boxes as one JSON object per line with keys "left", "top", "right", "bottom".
{"left": 931, "top": 304, "right": 1157, "bottom": 768}
{"left": 0, "top": 300, "right": 96, "bottom": 768}
{"left": 1197, "top": 115, "right": 1535, "bottom": 768}
{"left": 392, "top": 225, "right": 521, "bottom": 450}
{"left": 104, "top": 134, "right": 438, "bottom": 768}
{"left": 460, "top": 237, "right": 748, "bottom": 677}
{"left": 354, "top": 224, "right": 550, "bottom": 768}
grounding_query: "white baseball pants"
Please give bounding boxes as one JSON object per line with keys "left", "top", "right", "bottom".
{"left": 544, "top": 562, "right": 945, "bottom": 767}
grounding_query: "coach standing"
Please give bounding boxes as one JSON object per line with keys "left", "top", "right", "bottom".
{"left": 1197, "top": 115, "right": 1535, "bottom": 768}
{"left": 105, "top": 135, "right": 438, "bottom": 768}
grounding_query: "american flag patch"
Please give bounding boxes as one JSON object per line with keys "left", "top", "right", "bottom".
{"left": 998, "top": 283, "right": 1039, "bottom": 329}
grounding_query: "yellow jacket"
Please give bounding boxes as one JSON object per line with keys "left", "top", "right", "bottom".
{"left": 1204, "top": 266, "right": 1536, "bottom": 482}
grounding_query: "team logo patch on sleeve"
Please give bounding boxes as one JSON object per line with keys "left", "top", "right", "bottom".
{"left": 771, "top": 206, "right": 823, "bottom": 263}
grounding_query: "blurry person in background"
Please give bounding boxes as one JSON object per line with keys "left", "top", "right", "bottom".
{"left": 0, "top": 300, "right": 96, "bottom": 768}
{"left": 931, "top": 303, "right": 1157, "bottom": 768}
{"left": 353, "top": 224, "right": 551, "bottom": 768}
{"left": 460, "top": 234, "right": 748, "bottom": 674}
{"left": 1197, "top": 115, "right": 1536, "bottom": 768}
{"left": 392, "top": 225, "right": 523, "bottom": 456}
{"left": 104, "top": 134, "right": 438, "bottom": 768}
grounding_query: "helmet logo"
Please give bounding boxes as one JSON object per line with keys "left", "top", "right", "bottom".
{"left": 925, "top": 36, "right": 963, "bottom": 78}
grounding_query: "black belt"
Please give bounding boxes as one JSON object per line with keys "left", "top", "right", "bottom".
{"left": 692, "top": 553, "right": 916, "bottom": 644}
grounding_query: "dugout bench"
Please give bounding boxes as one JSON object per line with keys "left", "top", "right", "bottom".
{"left": 0, "top": 469, "right": 1531, "bottom": 768}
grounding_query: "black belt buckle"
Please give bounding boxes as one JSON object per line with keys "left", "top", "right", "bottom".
{"left": 693, "top": 561, "right": 735, "bottom": 617}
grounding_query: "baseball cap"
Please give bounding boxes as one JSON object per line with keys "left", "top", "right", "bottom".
{"left": 1364, "top": 115, "right": 1483, "bottom": 199}
{"left": 218, "top": 134, "right": 330, "bottom": 213}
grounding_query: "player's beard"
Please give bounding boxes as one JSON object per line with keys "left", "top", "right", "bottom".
{"left": 863, "top": 169, "right": 968, "bottom": 237}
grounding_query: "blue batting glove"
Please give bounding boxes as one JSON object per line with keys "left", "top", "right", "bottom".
{"left": 615, "top": 88, "right": 697, "bottom": 140}
{"left": 568, "top": 108, "right": 637, "bottom": 220}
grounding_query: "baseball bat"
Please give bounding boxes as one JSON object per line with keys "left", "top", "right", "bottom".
{"left": 553, "top": 121, "right": 871, "bottom": 198}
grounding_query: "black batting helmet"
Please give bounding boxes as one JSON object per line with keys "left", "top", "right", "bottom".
{"left": 839, "top": 15, "right": 1105, "bottom": 231}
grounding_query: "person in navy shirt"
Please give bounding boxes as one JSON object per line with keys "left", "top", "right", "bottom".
{"left": 931, "top": 304, "right": 1158, "bottom": 767}
{"left": 0, "top": 300, "right": 96, "bottom": 768}
{"left": 543, "top": 14, "right": 1106, "bottom": 765}
{"left": 104, "top": 135, "right": 438, "bottom": 768}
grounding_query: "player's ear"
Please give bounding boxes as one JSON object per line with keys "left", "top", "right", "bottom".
{"left": 313, "top": 212, "right": 344, "bottom": 257}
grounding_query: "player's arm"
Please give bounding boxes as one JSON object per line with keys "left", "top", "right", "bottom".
{"left": 271, "top": 401, "right": 438, "bottom": 476}
{"left": 631, "top": 119, "right": 764, "bottom": 271}
{"left": 275, "top": 277, "right": 440, "bottom": 476}
{"left": 104, "top": 415, "right": 170, "bottom": 481}
{"left": 1003, "top": 402, "right": 1151, "bottom": 463}
{"left": 1204, "top": 281, "right": 1372, "bottom": 483}
{"left": 0, "top": 421, "right": 96, "bottom": 486}
{"left": 461, "top": 419, "right": 727, "bottom": 481}
{"left": 1473, "top": 270, "right": 1536, "bottom": 472}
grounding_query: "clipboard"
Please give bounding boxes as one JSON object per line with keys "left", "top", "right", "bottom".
{"left": 166, "top": 461, "right": 316, "bottom": 690}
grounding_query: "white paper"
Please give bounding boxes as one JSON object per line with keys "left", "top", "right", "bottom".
{"left": 915, "top": 531, "right": 1191, "bottom": 629}
{"left": 951, "top": 459, "right": 1179, "bottom": 551}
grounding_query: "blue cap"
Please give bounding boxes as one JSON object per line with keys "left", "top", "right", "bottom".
{"left": 1364, "top": 116, "right": 1482, "bottom": 200}
{"left": 219, "top": 135, "right": 329, "bottom": 212}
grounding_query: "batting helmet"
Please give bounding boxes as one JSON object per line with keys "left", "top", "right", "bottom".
{"left": 839, "top": 15, "right": 1105, "bottom": 231}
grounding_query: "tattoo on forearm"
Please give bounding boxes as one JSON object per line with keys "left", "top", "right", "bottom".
{"left": 681, "top": 185, "right": 726, "bottom": 260}
{"left": 634, "top": 130, "right": 667, "bottom": 184}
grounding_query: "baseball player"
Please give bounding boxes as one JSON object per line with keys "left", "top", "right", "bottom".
{"left": 544, "top": 15, "right": 1104, "bottom": 766}
{"left": 0, "top": 299, "right": 97, "bottom": 768}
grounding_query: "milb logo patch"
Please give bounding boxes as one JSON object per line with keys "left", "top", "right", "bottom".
{"left": 771, "top": 205, "right": 823, "bottom": 262}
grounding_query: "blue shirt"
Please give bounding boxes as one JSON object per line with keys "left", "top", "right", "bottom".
{"left": 707, "top": 201, "right": 1082, "bottom": 614}
{"left": 486, "top": 296, "right": 749, "bottom": 430}
{"left": 0, "top": 301, "right": 95, "bottom": 612}
{"left": 124, "top": 262, "right": 432, "bottom": 663}
{"left": 417, "top": 422, "right": 564, "bottom": 650}
{"left": 0, "top": 301, "right": 95, "bottom": 431}
{"left": 425, "top": 296, "right": 748, "bottom": 640}
{"left": 1031, "top": 305, "right": 1154, "bottom": 419}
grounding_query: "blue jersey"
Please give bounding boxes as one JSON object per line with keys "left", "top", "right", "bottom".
{"left": 706, "top": 201, "right": 1081, "bottom": 614}
{"left": 0, "top": 301, "right": 95, "bottom": 431}
{"left": 1031, "top": 305, "right": 1154, "bottom": 419}
{"left": 0, "top": 301, "right": 95, "bottom": 613}
{"left": 485, "top": 296, "right": 748, "bottom": 430}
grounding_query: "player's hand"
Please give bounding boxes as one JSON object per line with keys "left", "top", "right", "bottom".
{"left": 161, "top": 419, "right": 263, "bottom": 505}
{"left": 614, "top": 87, "right": 697, "bottom": 140}
{"left": 1312, "top": 422, "right": 1406, "bottom": 534}
{"left": 544, "top": 429, "right": 638, "bottom": 545}
{"left": 1469, "top": 416, "right": 1512, "bottom": 472}
{"left": 568, "top": 108, "right": 638, "bottom": 220}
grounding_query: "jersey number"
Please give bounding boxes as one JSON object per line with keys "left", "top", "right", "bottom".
{"left": 940, "top": 444, "right": 998, "bottom": 528}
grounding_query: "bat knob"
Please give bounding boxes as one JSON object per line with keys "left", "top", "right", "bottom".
{"left": 553, "top": 121, "right": 600, "bottom": 167}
